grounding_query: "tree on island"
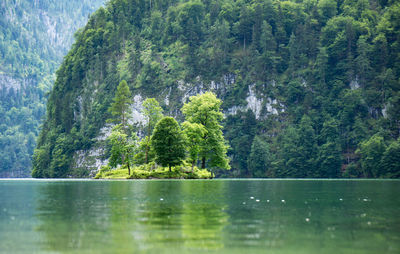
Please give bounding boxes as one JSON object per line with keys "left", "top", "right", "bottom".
{"left": 108, "top": 127, "right": 137, "bottom": 175}
{"left": 107, "top": 80, "right": 132, "bottom": 131}
{"left": 106, "top": 80, "right": 136, "bottom": 175}
{"left": 182, "top": 92, "right": 230, "bottom": 170}
{"left": 182, "top": 121, "right": 207, "bottom": 171}
{"left": 151, "top": 116, "right": 186, "bottom": 171}
{"left": 142, "top": 98, "right": 163, "bottom": 163}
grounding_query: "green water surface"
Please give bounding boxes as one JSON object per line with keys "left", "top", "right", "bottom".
{"left": 0, "top": 179, "right": 399, "bottom": 253}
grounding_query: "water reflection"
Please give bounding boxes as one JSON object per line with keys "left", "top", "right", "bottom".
{"left": 181, "top": 181, "right": 228, "bottom": 250}
{"left": 1, "top": 179, "right": 394, "bottom": 253}
{"left": 34, "top": 180, "right": 230, "bottom": 253}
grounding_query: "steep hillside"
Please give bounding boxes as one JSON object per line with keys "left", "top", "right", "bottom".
{"left": 0, "top": 0, "right": 104, "bottom": 177}
{"left": 33, "top": 0, "right": 400, "bottom": 178}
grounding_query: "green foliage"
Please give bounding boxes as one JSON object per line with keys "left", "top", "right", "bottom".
{"left": 108, "top": 125, "right": 137, "bottom": 175}
{"left": 0, "top": 0, "right": 103, "bottom": 177}
{"left": 142, "top": 98, "right": 163, "bottom": 163}
{"left": 277, "top": 115, "right": 317, "bottom": 178}
{"left": 381, "top": 139, "right": 400, "bottom": 178}
{"left": 107, "top": 80, "right": 132, "bottom": 128}
{"left": 357, "top": 135, "right": 387, "bottom": 177}
{"left": 32, "top": 0, "right": 400, "bottom": 178}
{"left": 151, "top": 117, "right": 186, "bottom": 171}
{"left": 134, "top": 136, "right": 156, "bottom": 164}
{"left": 248, "top": 136, "right": 271, "bottom": 178}
{"left": 182, "top": 92, "right": 230, "bottom": 170}
{"left": 142, "top": 98, "right": 164, "bottom": 135}
{"left": 182, "top": 121, "right": 207, "bottom": 169}
{"left": 316, "top": 142, "right": 342, "bottom": 178}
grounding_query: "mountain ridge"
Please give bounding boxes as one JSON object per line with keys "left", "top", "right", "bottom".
{"left": 32, "top": 0, "right": 400, "bottom": 178}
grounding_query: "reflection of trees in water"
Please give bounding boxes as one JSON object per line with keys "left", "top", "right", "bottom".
{"left": 133, "top": 181, "right": 184, "bottom": 250}
{"left": 32, "top": 180, "right": 400, "bottom": 253}
{"left": 181, "top": 181, "right": 228, "bottom": 250}
{"left": 132, "top": 180, "right": 229, "bottom": 251}
{"left": 108, "top": 181, "right": 140, "bottom": 252}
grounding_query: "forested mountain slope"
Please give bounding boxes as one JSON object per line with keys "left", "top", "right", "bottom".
{"left": 33, "top": 0, "right": 400, "bottom": 178}
{"left": 0, "top": 0, "right": 104, "bottom": 177}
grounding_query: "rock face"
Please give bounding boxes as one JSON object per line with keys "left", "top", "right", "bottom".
{"left": 67, "top": 74, "right": 285, "bottom": 175}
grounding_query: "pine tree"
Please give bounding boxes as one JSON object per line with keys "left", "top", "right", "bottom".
{"left": 248, "top": 136, "right": 271, "bottom": 177}
{"left": 107, "top": 80, "right": 132, "bottom": 130}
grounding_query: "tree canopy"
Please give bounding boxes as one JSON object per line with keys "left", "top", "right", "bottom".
{"left": 182, "top": 92, "right": 230, "bottom": 170}
{"left": 108, "top": 80, "right": 132, "bottom": 129}
{"left": 151, "top": 116, "right": 186, "bottom": 171}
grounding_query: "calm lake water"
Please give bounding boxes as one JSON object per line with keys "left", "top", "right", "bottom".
{"left": 0, "top": 179, "right": 399, "bottom": 253}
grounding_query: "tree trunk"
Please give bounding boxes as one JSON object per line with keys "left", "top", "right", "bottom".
{"left": 201, "top": 157, "right": 206, "bottom": 169}
{"left": 145, "top": 123, "right": 151, "bottom": 164}
{"left": 127, "top": 162, "right": 131, "bottom": 175}
{"left": 145, "top": 144, "right": 148, "bottom": 164}
{"left": 191, "top": 160, "right": 195, "bottom": 172}
{"left": 169, "top": 165, "right": 171, "bottom": 172}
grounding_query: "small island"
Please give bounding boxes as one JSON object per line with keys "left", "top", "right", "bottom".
{"left": 95, "top": 81, "right": 230, "bottom": 179}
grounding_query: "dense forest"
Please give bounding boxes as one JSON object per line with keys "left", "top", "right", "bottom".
{"left": 32, "top": 0, "right": 400, "bottom": 178}
{"left": 0, "top": 0, "right": 104, "bottom": 177}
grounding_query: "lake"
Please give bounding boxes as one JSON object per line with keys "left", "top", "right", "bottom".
{"left": 0, "top": 179, "right": 399, "bottom": 253}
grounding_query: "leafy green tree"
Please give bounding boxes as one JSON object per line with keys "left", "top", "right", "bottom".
{"left": 142, "top": 98, "right": 163, "bottom": 163}
{"left": 387, "top": 94, "right": 400, "bottom": 138}
{"left": 278, "top": 126, "right": 302, "bottom": 177}
{"left": 357, "top": 134, "right": 386, "bottom": 177}
{"left": 134, "top": 136, "right": 156, "bottom": 164}
{"left": 108, "top": 126, "right": 137, "bottom": 175}
{"left": 107, "top": 80, "right": 132, "bottom": 130}
{"left": 224, "top": 111, "right": 257, "bottom": 176}
{"left": 151, "top": 117, "right": 186, "bottom": 171}
{"left": 317, "top": 0, "right": 337, "bottom": 24}
{"left": 278, "top": 115, "right": 317, "bottom": 177}
{"left": 315, "top": 46, "right": 329, "bottom": 86}
{"left": 316, "top": 142, "right": 342, "bottom": 178}
{"left": 182, "top": 121, "right": 207, "bottom": 171}
{"left": 257, "top": 20, "right": 277, "bottom": 79}
{"left": 31, "top": 145, "right": 51, "bottom": 178}
{"left": 181, "top": 92, "right": 230, "bottom": 170}
{"left": 248, "top": 136, "right": 271, "bottom": 178}
{"left": 50, "top": 134, "right": 73, "bottom": 178}
{"left": 355, "top": 36, "right": 372, "bottom": 86}
{"left": 381, "top": 139, "right": 400, "bottom": 178}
